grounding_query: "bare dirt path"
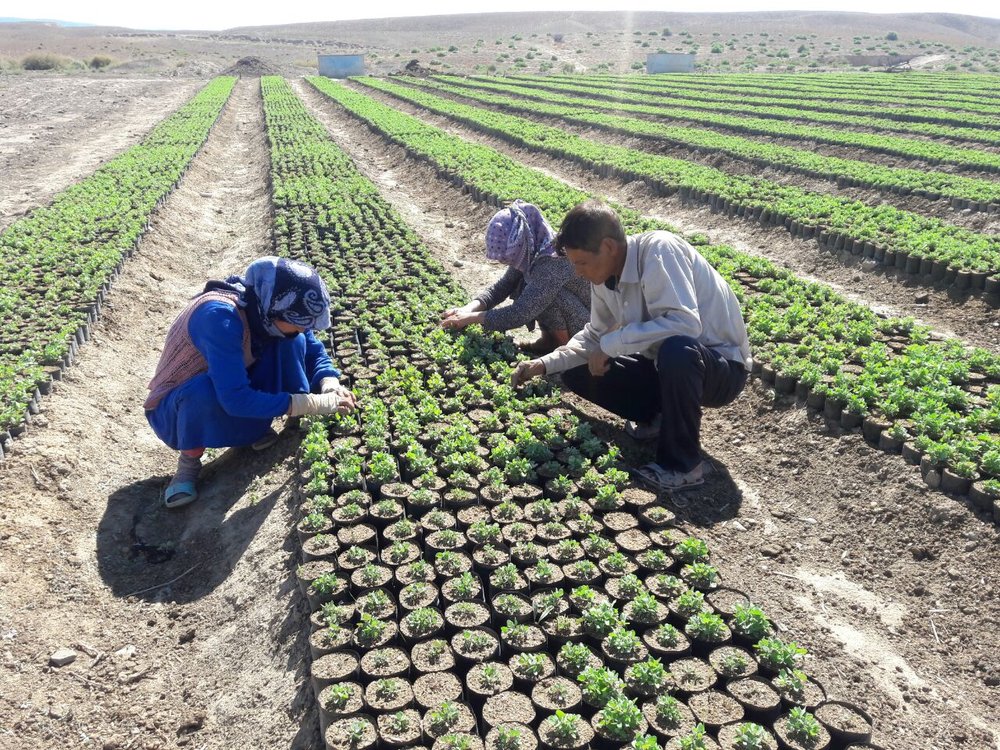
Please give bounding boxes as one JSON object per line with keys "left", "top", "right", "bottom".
{"left": 0, "top": 78, "right": 316, "bottom": 750}
{"left": 346, "top": 80, "right": 1000, "bottom": 353}
{"left": 298, "top": 77, "right": 1000, "bottom": 750}
{"left": 0, "top": 76, "right": 203, "bottom": 232}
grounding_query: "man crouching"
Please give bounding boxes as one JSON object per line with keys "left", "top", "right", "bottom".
{"left": 512, "top": 200, "right": 752, "bottom": 492}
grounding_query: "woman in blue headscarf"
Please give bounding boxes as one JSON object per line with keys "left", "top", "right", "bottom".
{"left": 145, "top": 256, "right": 356, "bottom": 508}
{"left": 441, "top": 200, "right": 589, "bottom": 354}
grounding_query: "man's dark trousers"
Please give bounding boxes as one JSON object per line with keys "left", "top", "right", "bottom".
{"left": 561, "top": 335, "right": 747, "bottom": 472}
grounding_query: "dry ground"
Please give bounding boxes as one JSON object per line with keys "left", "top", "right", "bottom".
{"left": 0, "top": 77, "right": 202, "bottom": 231}
{"left": 0, "top": 79, "right": 319, "bottom": 750}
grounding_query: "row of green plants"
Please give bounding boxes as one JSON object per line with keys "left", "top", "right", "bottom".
{"left": 625, "top": 72, "right": 1000, "bottom": 103}
{"left": 566, "top": 72, "right": 1000, "bottom": 117}
{"left": 310, "top": 76, "right": 1000, "bottom": 512}
{"left": 522, "top": 73, "right": 1000, "bottom": 131}
{"left": 426, "top": 75, "right": 1000, "bottom": 174}
{"left": 357, "top": 76, "right": 1000, "bottom": 274}
{"left": 0, "top": 76, "right": 237, "bottom": 437}
{"left": 494, "top": 74, "right": 1000, "bottom": 146}
{"left": 259, "top": 76, "right": 873, "bottom": 750}
{"left": 392, "top": 75, "right": 1000, "bottom": 211}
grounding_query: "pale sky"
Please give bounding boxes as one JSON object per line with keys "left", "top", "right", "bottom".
{"left": 11, "top": 0, "right": 1000, "bottom": 30}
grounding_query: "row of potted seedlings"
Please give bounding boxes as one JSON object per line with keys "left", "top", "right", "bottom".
{"left": 257, "top": 76, "right": 879, "bottom": 750}
{"left": 295, "top": 412, "right": 878, "bottom": 750}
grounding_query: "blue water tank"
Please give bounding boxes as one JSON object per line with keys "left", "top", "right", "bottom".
{"left": 645, "top": 53, "right": 695, "bottom": 74}
{"left": 318, "top": 54, "right": 366, "bottom": 78}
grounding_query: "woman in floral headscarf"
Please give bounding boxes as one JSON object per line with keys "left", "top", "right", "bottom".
{"left": 145, "top": 256, "right": 357, "bottom": 508}
{"left": 441, "top": 200, "right": 589, "bottom": 353}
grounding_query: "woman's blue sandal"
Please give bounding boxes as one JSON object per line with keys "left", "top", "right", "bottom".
{"left": 164, "top": 482, "right": 198, "bottom": 509}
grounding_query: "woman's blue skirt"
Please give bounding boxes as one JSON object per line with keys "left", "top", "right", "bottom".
{"left": 146, "top": 335, "right": 310, "bottom": 450}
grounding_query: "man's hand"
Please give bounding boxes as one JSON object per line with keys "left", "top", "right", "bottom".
{"left": 441, "top": 310, "right": 483, "bottom": 331}
{"left": 511, "top": 359, "right": 546, "bottom": 388}
{"left": 588, "top": 351, "right": 611, "bottom": 377}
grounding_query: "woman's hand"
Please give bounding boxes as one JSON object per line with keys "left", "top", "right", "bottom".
{"left": 442, "top": 310, "right": 485, "bottom": 331}
{"left": 320, "top": 377, "right": 357, "bottom": 412}
{"left": 441, "top": 301, "right": 484, "bottom": 329}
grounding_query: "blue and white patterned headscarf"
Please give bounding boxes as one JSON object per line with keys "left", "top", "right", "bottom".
{"left": 205, "top": 256, "right": 331, "bottom": 353}
{"left": 485, "top": 200, "right": 558, "bottom": 276}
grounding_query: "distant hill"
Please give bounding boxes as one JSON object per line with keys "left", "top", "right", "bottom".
{"left": 1, "top": 10, "right": 997, "bottom": 76}
{"left": 0, "top": 17, "right": 93, "bottom": 27}
{"left": 228, "top": 10, "right": 1000, "bottom": 46}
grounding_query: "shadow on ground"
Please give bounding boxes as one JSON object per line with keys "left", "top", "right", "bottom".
{"left": 96, "top": 431, "right": 299, "bottom": 603}
{"left": 556, "top": 390, "right": 744, "bottom": 527}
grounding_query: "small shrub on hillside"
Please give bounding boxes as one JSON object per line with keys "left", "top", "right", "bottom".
{"left": 22, "top": 53, "right": 64, "bottom": 71}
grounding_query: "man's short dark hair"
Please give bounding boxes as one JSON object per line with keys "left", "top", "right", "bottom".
{"left": 554, "top": 200, "right": 626, "bottom": 254}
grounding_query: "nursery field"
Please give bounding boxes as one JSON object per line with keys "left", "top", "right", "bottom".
{"left": 0, "top": 70, "right": 999, "bottom": 750}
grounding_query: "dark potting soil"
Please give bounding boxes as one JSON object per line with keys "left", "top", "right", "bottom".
{"left": 716, "top": 722, "right": 778, "bottom": 750}
{"left": 531, "top": 677, "right": 582, "bottom": 713}
{"left": 482, "top": 690, "right": 536, "bottom": 728}
{"left": 364, "top": 677, "right": 414, "bottom": 713}
{"left": 538, "top": 713, "right": 595, "bottom": 750}
{"left": 467, "top": 661, "right": 514, "bottom": 696}
{"left": 325, "top": 716, "right": 377, "bottom": 750}
{"left": 360, "top": 646, "right": 410, "bottom": 679}
{"left": 413, "top": 671, "right": 464, "bottom": 711}
{"left": 376, "top": 708, "right": 423, "bottom": 747}
{"left": 686, "top": 689, "right": 745, "bottom": 727}
{"left": 410, "top": 639, "right": 457, "bottom": 673}
{"left": 485, "top": 723, "right": 539, "bottom": 750}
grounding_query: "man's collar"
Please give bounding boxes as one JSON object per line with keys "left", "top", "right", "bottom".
{"left": 602, "top": 237, "right": 638, "bottom": 291}
{"left": 620, "top": 236, "right": 640, "bottom": 284}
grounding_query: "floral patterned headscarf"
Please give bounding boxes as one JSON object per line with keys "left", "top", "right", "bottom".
{"left": 484, "top": 200, "right": 558, "bottom": 276}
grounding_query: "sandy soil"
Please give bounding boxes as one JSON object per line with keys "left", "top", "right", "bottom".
{"left": 298, "top": 77, "right": 1000, "bottom": 750}
{"left": 0, "top": 79, "right": 318, "bottom": 750}
{"left": 0, "top": 76, "right": 203, "bottom": 232}
{"left": 347, "top": 79, "right": 1000, "bottom": 354}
